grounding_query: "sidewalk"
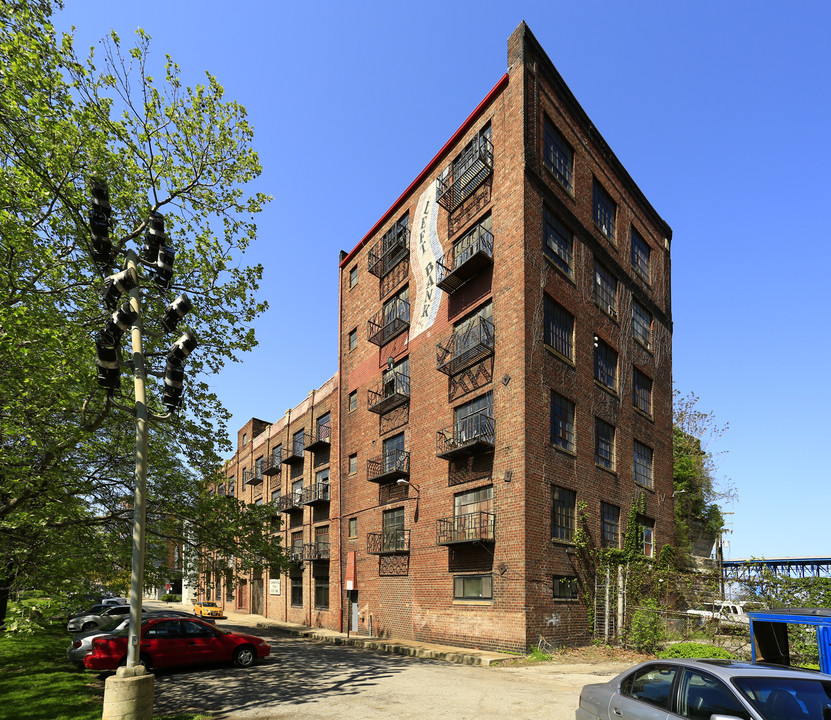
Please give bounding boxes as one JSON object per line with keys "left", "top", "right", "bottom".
{"left": 147, "top": 601, "right": 515, "bottom": 666}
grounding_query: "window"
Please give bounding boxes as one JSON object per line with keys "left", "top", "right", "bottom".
{"left": 382, "top": 432, "right": 406, "bottom": 473}
{"left": 593, "top": 180, "right": 616, "bottom": 241}
{"left": 375, "top": 213, "right": 409, "bottom": 276}
{"left": 348, "top": 517, "right": 357, "bottom": 538}
{"left": 315, "top": 468, "right": 330, "bottom": 498}
{"left": 316, "top": 412, "right": 331, "bottom": 442}
{"left": 272, "top": 444, "right": 282, "bottom": 465}
{"left": 640, "top": 517, "right": 655, "bottom": 557}
{"left": 228, "top": 478, "right": 234, "bottom": 497}
{"left": 621, "top": 664, "right": 677, "bottom": 711}
{"left": 550, "top": 392, "right": 575, "bottom": 452}
{"left": 291, "top": 479, "right": 303, "bottom": 506}
{"left": 543, "top": 118, "right": 573, "bottom": 191}
{"left": 314, "top": 575, "right": 329, "bottom": 610}
{"left": 292, "top": 429, "right": 305, "bottom": 456}
{"left": 314, "top": 525, "right": 329, "bottom": 552}
{"left": 348, "top": 453, "right": 357, "bottom": 475}
{"left": 348, "top": 390, "right": 357, "bottom": 412}
{"left": 290, "top": 576, "right": 303, "bottom": 607}
{"left": 544, "top": 295, "right": 574, "bottom": 361}
{"left": 551, "top": 486, "right": 576, "bottom": 542}
{"left": 451, "top": 124, "right": 492, "bottom": 205}
{"left": 454, "top": 574, "right": 492, "bottom": 601}
{"left": 455, "top": 485, "right": 493, "bottom": 517}
{"left": 217, "top": 483, "right": 225, "bottom": 496}
{"left": 291, "top": 531, "right": 303, "bottom": 558}
{"left": 677, "top": 669, "right": 750, "bottom": 720}
{"left": 632, "top": 299, "right": 653, "bottom": 349}
{"left": 633, "top": 368, "right": 653, "bottom": 415}
{"left": 454, "top": 392, "right": 493, "bottom": 444}
{"left": 594, "top": 262, "right": 617, "bottom": 317}
{"left": 349, "top": 265, "right": 358, "bottom": 288}
{"left": 271, "top": 489, "right": 281, "bottom": 505}
{"left": 594, "top": 338, "right": 618, "bottom": 391}
{"left": 255, "top": 456, "right": 263, "bottom": 481}
{"left": 348, "top": 327, "right": 357, "bottom": 351}
{"left": 382, "top": 285, "right": 409, "bottom": 331}
{"left": 382, "top": 507, "right": 406, "bottom": 551}
{"left": 242, "top": 433, "right": 247, "bottom": 446}
{"left": 242, "top": 467, "right": 248, "bottom": 489}
{"left": 595, "top": 418, "right": 615, "bottom": 470}
{"left": 543, "top": 208, "right": 573, "bottom": 275}
{"left": 553, "top": 575, "right": 579, "bottom": 600}
{"left": 600, "top": 503, "right": 620, "bottom": 548}
{"left": 631, "top": 228, "right": 651, "bottom": 283}
{"left": 254, "top": 498, "right": 263, "bottom": 506}
{"left": 634, "top": 440, "right": 654, "bottom": 488}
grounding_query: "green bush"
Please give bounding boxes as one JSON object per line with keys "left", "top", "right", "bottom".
{"left": 658, "top": 642, "right": 732, "bottom": 659}
{"left": 160, "top": 593, "right": 182, "bottom": 602}
{"left": 628, "top": 599, "right": 665, "bottom": 654}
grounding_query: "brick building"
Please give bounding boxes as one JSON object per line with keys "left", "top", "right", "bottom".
{"left": 205, "top": 22, "right": 673, "bottom": 652}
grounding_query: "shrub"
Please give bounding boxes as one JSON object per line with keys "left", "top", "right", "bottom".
{"left": 628, "top": 599, "right": 665, "bottom": 654}
{"left": 160, "top": 593, "right": 182, "bottom": 602}
{"left": 658, "top": 642, "right": 732, "bottom": 659}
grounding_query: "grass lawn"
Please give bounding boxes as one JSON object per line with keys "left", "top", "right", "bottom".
{"left": 0, "top": 622, "right": 210, "bottom": 720}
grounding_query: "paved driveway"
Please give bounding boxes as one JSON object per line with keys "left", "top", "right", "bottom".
{"left": 150, "top": 623, "right": 626, "bottom": 720}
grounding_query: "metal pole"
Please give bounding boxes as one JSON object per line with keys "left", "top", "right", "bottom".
{"left": 125, "top": 249, "right": 149, "bottom": 670}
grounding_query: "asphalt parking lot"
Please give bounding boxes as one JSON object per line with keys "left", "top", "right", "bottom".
{"left": 147, "top": 623, "right": 628, "bottom": 720}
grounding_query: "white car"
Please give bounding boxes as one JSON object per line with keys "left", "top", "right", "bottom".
{"left": 66, "top": 604, "right": 140, "bottom": 632}
{"left": 685, "top": 601, "right": 750, "bottom": 626}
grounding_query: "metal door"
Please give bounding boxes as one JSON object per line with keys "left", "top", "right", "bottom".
{"left": 350, "top": 592, "right": 359, "bottom": 633}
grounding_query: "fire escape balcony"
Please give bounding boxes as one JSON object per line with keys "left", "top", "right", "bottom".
{"left": 436, "top": 135, "right": 493, "bottom": 212}
{"left": 368, "top": 226, "right": 410, "bottom": 278}
{"left": 305, "top": 424, "right": 331, "bottom": 453}
{"left": 289, "top": 545, "right": 304, "bottom": 563}
{"left": 367, "top": 298, "right": 410, "bottom": 347}
{"left": 301, "top": 482, "right": 330, "bottom": 506}
{"left": 367, "top": 371, "right": 410, "bottom": 415}
{"left": 366, "top": 449, "right": 410, "bottom": 483}
{"left": 436, "top": 316, "right": 494, "bottom": 376}
{"left": 436, "top": 412, "right": 495, "bottom": 459}
{"left": 366, "top": 529, "right": 410, "bottom": 555}
{"left": 282, "top": 435, "right": 309, "bottom": 465}
{"left": 281, "top": 491, "right": 303, "bottom": 513}
{"left": 302, "top": 542, "right": 330, "bottom": 562}
{"left": 436, "top": 511, "right": 495, "bottom": 546}
{"left": 243, "top": 468, "right": 262, "bottom": 487}
{"left": 262, "top": 452, "right": 282, "bottom": 476}
{"left": 436, "top": 225, "right": 494, "bottom": 294}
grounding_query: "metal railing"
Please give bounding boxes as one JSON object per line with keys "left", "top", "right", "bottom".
{"left": 436, "top": 225, "right": 493, "bottom": 293}
{"left": 302, "top": 542, "right": 330, "bottom": 561}
{"left": 367, "top": 371, "right": 410, "bottom": 415}
{"left": 436, "top": 412, "right": 495, "bottom": 458}
{"left": 436, "top": 316, "right": 494, "bottom": 375}
{"left": 281, "top": 491, "right": 303, "bottom": 512}
{"left": 301, "top": 482, "right": 330, "bottom": 505}
{"left": 262, "top": 452, "right": 282, "bottom": 476}
{"left": 367, "top": 448, "right": 410, "bottom": 483}
{"left": 306, "top": 423, "right": 331, "bottom": 452}
{"left": 368, "top": 225, "right": 410, "bottom": 278}
{"left": 367, "top": 529, "right": 410, "bottom": 555}
{"left": 367, "top": 297, "right": 410, "bottom": 347}
{"left": 436, "top": 135, "right": 493, "bottom": 212}
{"left": 436, "top": 511, "right": 495, "bottom": 545}
{"left": 282, "top": 433, "right": 309, "bottom": 464}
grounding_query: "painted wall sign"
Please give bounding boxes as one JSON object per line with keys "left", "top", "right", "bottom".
{"left": 409, "top": 179, "right": 444, "bottom": 339}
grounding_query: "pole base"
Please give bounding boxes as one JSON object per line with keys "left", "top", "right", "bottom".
{"left": 102, "top": 666, "right": 154, "bottom": 720}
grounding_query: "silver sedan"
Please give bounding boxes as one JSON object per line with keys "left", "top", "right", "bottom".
{"left": 575, "top": 658, "right": 831, "bottom": 720}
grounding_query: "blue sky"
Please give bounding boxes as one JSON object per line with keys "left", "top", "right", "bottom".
{"left": 57, "top": 1, "right": 831, "bottom": 561}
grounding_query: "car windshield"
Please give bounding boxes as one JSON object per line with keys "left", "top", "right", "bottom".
{"left": 202, "top": 602, "right": 219, "bottom": 607}
{"left": 733, "top": 676, "right": 831, "bottom": 718}
{"left": 95, "top": 617, "right": 124, "bottom": 633}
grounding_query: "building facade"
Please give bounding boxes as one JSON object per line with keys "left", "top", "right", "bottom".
{"left": 203, "top": 23, "right": 673, "bottom": 653}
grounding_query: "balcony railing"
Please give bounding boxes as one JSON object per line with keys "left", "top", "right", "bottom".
{"left": 436, "top": 135, "right": 493, "bottom": 212}
{"left": 436, "top": 511, "right": 495, "bottom": 545}
{"left": 367, "top": 371, "right": 410, "bottom": 415}
{"left": 367, "top": 298, "right": 410, "bottom": 347}
{"left": 301, "top": 482, "right": 330, "bottom": 505}
{"left": 436, "top": 225, "right": 494, "bottom": 293}
{"left": 242, "top": 468, "right": 262, "bottom": 487}
{"left": 281, "top": 491, "right": 303, "bottom": 513}
{"left": 436, "top": 412, "right": 495, "bottom": 459}
{"left": 368, "top": 226, "right": 410, "bottom": 278}
{"left": 367, "top": 529, "right": 410, "bottom": 555}
{"left": 289, "top": 545, "right": 304, "bottom": 563}
{"left": 306, "top": 423, "right": 331, "bottom": 453}
{"left": 282, "top": 434, "right": 309, "bottom": 465}
{"left": 302, "top": 542, "right": 330, "bottom": 561}
{"left": 367, "top": 449, "right": 410, "bottom": 483}
{"left": 436, "top": 316, "right": 494, "bottom": 376}
{"left": 262, "top": 453, "right": 282, "bottom": 476}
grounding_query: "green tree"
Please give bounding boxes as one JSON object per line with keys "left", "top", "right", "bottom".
{"left": 0, "top": 1, "right": 282, "bottom": 626}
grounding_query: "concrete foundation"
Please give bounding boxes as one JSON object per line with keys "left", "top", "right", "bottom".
{"left": 101, "top": 666, "right": 155, "bottom": 720}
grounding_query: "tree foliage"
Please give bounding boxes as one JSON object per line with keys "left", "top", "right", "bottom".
{"left": 0, "top": 1, "right": 283, "bottom": 625}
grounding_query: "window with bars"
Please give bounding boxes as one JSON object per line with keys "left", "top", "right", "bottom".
{"left": 632, "top": 299, "right": 653, "bottom": 349}
{"left": 543, "top": 118, "right": 574, "bottom": 192}
{"left": 595, "top": 418, "right": 616, "bottom": 470}
{"left": 594, "top": 262, "right": 618, "bottom": 317}
{"left": 550, "top": 392, "right": 575, "bottom": 452}
{"left": 552, "top": 486, "right": 576, "bottom": 542}
{"left": 543, "top": 208, "right": 573, "bottom": 275}
{"left": 634, "top": 441, "right": 654, "bottom": 488}
{"left": 601, "top": 503, "right": 620, "bottom": 548}
{"left": 631, "top": 228, "right": 651, "bottom": 283}
{"left": 593, "top": 181, "right": 616, "bottom": 241}
{"left": 594, "top": 338, "right": 618, "bottom": 391}
{"left": 553, "top": 575, "right": 579, "bottom": 600}
{"left": 633, "top": 368, "right": 653, "bottom": 415}
{"left": 544, "top": 295, "right": 574, "bottom": 361}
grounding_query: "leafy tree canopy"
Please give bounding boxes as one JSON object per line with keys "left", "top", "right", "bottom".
{"left": 0, "top": 0, "right": 283, "bottom": 625}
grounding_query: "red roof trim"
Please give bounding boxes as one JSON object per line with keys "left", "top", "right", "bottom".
{"left": 339, "top": 73, "right": 509, "bottom": 270}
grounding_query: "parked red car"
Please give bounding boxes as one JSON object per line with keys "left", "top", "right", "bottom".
{"left": 83, "top": 616, "right": 270, "bottom": 671}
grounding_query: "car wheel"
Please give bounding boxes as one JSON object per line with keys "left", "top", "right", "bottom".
{"left": 232, "top": 645, "right": 255, "bottom": 668}
{"left": 81, "top": 621, "right": 97, "bottom": 631}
